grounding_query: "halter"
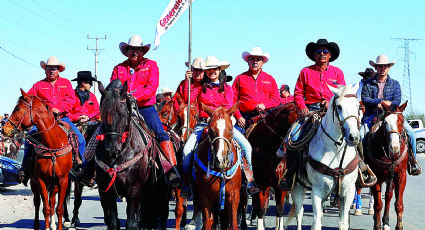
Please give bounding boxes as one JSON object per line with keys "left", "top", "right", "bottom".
{"left": 176, "top": 104, "right": 198, "bottom": 139}
{"left": 209, "top": 135, "right": 233, "bottom": 171}
{"left": 380, "top": 111, "right": 405, "bottom": 157}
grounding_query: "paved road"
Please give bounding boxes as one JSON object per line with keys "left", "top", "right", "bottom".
{"left": 1, "top": 155, "right": 424, "bottom": 230}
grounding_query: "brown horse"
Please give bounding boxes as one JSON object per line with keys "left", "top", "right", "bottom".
{"left": 2, "top": 89, "right": 73, "bottom": 230}
{"left": 246, "top": 102, "right": 298, "bottom": 230}
{"left": 195, "top": 103, "right": 241, "bottom": 230}
{"left": 365, "top": 102, "right": 409, "bottom": 230}
{"left": 157, "top": 99, "right": 177, "bottom": 132}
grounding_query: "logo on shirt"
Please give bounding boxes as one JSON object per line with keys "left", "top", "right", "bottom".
{"left": 329, "top": 79, "right": 338, "bottom": 85}
{"left": 262, "top": 81, "right": 271, "bottom": 84}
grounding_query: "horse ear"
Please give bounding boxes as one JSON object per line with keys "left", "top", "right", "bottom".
{"left": 20, "top": 88, "right": 30, "bottom": 99}
{"left": 382, "top": 101, "right": 391, "bottom": 111}
{"left": 399, "top": 101, "right": 408, "bottom": 112}
{"left": 201, "top": 102, "right": 213, "bottom": 116}
{"left": 122, "top": 81, "right": 128, "bottom": 96}
{"left": 227, "top": 102, "right": 239, "bottom": 116}
{"left": 352, "top": 82, "right": 360, "bottom": 93}
{"left": 98, "top": 81, "right": 106, "bottom": 96}
{"left": 175, "top": 93, "right": 185, "bottom": 106}
{"left": 327, "top": 83, "right": 339, "bottom": 96}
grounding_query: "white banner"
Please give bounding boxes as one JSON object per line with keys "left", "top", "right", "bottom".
{"left": 154, "top": 0, "right": 194, "bottom": 49}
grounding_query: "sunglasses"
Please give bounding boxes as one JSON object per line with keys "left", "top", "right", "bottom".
{"left": 249, "top": 57, "right": 263, "bottom": 62}
{"left": 46, "top": 66, "right": 59, "bottom": 71}
{"left": 315, "top": 49, "right": 330, "bottom": 55}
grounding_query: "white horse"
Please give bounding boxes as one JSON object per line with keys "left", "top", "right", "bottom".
{"left": 289, "top": 83, "right": 361, "bottom": 230}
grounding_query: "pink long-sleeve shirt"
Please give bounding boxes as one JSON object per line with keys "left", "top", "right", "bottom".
{"left": 294, "top": 65, "right": 345, "bottom": 110}
{"left": 111, "top": 59, "right": 159, "bottom": 107}
{"left": 198, "top": 83, "right": 234, "bottom": 119}
{"left": 280, "top": 94, "right": 294, "bottom": 104}
{"left": 67, "top": 90, "right": 100, "bottom": 122}
{"left": 232, "top": 70, "right": 281, "bottom": 119}
{"left": 173, "top": 80, "right": 202, "bottom": 112}
{"left": 27, "top": 77, "right": 76, "bottom": 116}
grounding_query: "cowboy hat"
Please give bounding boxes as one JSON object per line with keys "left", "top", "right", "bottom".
{"left": 119, "top": 35, "right": 151, "bottom": 57}
{"left": 40, "top": 56, "right": 66, "bottom": 72}
{"left": 369, "top": 54, "right": 396, "bottom": 67}
{"left": 161, "top": 87, "right": 175, "bottom": 94}
{"left": 242, "top": 47, "right": 270, "bottom": 64}
{"left": 358, "top": 68, "right": 376, "bottom": 79}
{"left": 203, "top": 56, "right": 230, "bottom": 70}
{"left": 305, "top": 39, "right": 340, "bottom": 62}
{"left": 191, "top": 57, "right": 205, "bottom": 69}
{"left": 71, "top": 71, "right": 97, "bottom": 82}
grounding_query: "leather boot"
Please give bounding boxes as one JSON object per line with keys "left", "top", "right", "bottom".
{"left": 408, "top": 158, "right": 422, "bottom": 176}
{"left": 180, "top": 173, "right": 192, "bottom": 199}
{"left": 242, "top": 164, "right": 260, "bottom": 195}
{"left": 69, "top": 166, "right": 85, "bottom": 182}
{"left": 160, "top": 140, "right": 181, "bottom": 187}
{"left": 358, "top": 160, "right": 377, "bottom": 187}
{"left": 278, "top": 169, "right": 296, "bottom": 191}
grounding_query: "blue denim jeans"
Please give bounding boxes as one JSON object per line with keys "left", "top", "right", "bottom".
{"left": 139, "top": 106, "right": 169, "bottom": 142}
{"left": 22, "top": 117, "right": 86, "bottom": 165}
{"left": 182, "top": 123, "right": 253, "bottom": 174}
{"left": 290, "top": 104, "right": 321, "bottom": 141}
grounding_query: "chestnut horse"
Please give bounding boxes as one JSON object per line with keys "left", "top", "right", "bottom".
{"left": 245, "top": 102, "right": 298, "bottom": 230}
{"left": 195, "top": 103, "right": 241, "bottom": 230}
{"left": 365, "top": 102, "right": 409, "bottom": 230}
{"left": 96, "top": 81, "right": 169, "bottom": 230}
{"left": 2, "top": 89, "right": 73, "bottom": 230}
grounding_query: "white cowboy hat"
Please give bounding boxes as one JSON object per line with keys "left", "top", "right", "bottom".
{"left": 369, "top": 54, "right": 396, "bottom": 67}
{"left": 203, "top": 56, "right": 230, "bottom": 70}
{"left": 40, "top": 56, "right": 66, "bottom": 72}
{"left": 191, "top": 57, "right": 205, "bottom": 69}
{"left": 161, "top": 87, "right": 175, "bottom": 94}
{"left": 242, "top": 47, "right": 270, "bottom": 64}
{"left": 119, "top": 35, "right": 151, "bottom": 57}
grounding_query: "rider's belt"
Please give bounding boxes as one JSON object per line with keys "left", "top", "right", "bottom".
{"left": 306, "top": 102, "right": 321, "bottom": 110}
{"left": 198, "top": 117, "right": 208, "bottom": 124}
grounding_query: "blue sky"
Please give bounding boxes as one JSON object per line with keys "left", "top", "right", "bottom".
{"left": 1, "top": 0, "right": 425, "bottom": 116}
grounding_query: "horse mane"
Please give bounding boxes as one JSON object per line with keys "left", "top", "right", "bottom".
{"left": 100, "top": 88, "right": 124, "bottom": 124}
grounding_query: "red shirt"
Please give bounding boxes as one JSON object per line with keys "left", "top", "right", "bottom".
{"left": 294, "top": 65, "right": 345, "bottom": 110}
{"left": 111, "top": 59, "right": 159, "bottom": 107}
{"left": 27, "top": 77, "right": 76, "bottom": 116}
{"left": 198, "top": 83, "right": 234, "bottom": 118}
{"left": 173, "top": 80, "right": 202, "bottom": 112}
{"left": 67, "top": 90, "right": 100, "bottom": 122}
{"left": 280, "top": 94, "right": 294, "bottom": 104}
{"left": 232, "top": 70, "right": 281, "bottom": 119}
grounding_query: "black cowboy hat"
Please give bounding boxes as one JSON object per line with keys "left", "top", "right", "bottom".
{"left": 358, "top": 68, "right": 376, "bottom": 79}
{"left": 71, "top": 71, "right": 98, "bottom": 82}
{"left": 305, "top": 39, "right": 340, "bottom": 62}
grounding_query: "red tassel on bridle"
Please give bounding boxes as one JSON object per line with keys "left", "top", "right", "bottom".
{"left": 96, "top": 134, "right": 105, "bottom": 141}
{"left": 121, "top": 132, "right": 129, "bottom": 143}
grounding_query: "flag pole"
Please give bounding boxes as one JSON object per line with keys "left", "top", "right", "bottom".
{"left": 186, "top": 0, "right": 192, "bottom": 139}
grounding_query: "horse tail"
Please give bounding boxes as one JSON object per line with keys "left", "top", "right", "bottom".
{"left": 285, "top": 204, "right": 296, "bottom": 227}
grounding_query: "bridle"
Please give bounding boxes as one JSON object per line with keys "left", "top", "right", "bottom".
{"left": 208, "top": 123, "right": 233, "bottom": 171}
{"left": 381, "top": 111, "right": 405, "bottom": 156}
{"left": 177, "top": 104, "right": 198, "bottom": 139}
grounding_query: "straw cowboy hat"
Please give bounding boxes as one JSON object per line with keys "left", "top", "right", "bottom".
{"left": 119, "top": 35, "right": 151, "bottom": 57}
{"left": 203, "top": 56, "right": 230, "bottom": 70}
{"left": 369, "top": 54, "right": 396, "bottom": 67}
{"left": 161, "top": 87, "right": 175, "bottom": 95}
{"left": 71, "top": 71, "right": 98, "bottom": 82}
{"left": 40, "top": 56, "right": 66, "bottom": 72}
{"left": 305, "top": 39, "right": 340, "bottom": 62}
{"left": 358, "top": 68, "right": 376, "bottom": 79}
{"left": 191, "top": 57, "right": 205, "bottom": 69}
{"left": 242, "top": 47, "right": 270, "bottom": 64}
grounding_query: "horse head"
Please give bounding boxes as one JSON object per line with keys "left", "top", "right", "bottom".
{"left": 201, "top": 103, "right": 238, "bottom": 171}
{"left": 3, "top": 89, "right": 51, "bottom": 137}
{"left": 100, "top": 80, "right": 132, "bottom": 158}
{"left": 328, "top": 83, "right": 361, "bottom": 146}
{"left": 175, "top": 94, "right": 198, "bottom": 143}
{"left": 157, "top": 99, "right": 176, "bottom": 128}
{"left": 381, "top": 101, "right": 408, "bottom": 154}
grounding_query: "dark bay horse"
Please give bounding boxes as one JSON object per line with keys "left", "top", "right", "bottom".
{"left": 2, "top": 89, "right": 73, "bottom": 230}
{"left": 246, "top": 102, "right": 298, "bottom": 230}
{"left": 195, "top": 103, "right": 241, "bottom": 230}
{"left": 365, "top": 102, "right": 409, "bottom": 230}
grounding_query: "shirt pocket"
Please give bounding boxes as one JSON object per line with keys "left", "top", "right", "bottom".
{"left": 135, "top": 71, "right": 149, "bottom": 87}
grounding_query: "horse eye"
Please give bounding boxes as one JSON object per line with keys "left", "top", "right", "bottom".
{"left": 15, "top": 107, "right": 20, "bottom": 111}
{"left": 337, "top": 105, "right": 342, "bottom": 110}
{"left": 163, "top": 113, "right": 168, "bottom": 117}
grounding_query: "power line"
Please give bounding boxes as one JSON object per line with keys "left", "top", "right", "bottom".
{"left": 391, "top": 38, "right": 423, "bottom": 113}
{"left": 88, "top": 35, "right": 107, "bottom": 98}
{"left": 8, "top": 0, "right": 87, "bottom": 35}
{"left": 0, "top": 46, "right": 38, "bottom": 68}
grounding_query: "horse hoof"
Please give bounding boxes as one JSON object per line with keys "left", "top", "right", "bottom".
{"left": 383, "top": 225, "right": 391, "bottom": 230}
{"left": 368, "top": 209, "right": 374, "bottom": 215}
{"left": 354, "top": 209, "right": 362, "bottom": 216}
{"left": 185, "top": 224, "right": 196, "bottom": 230}
{"left": 63, "top": 221, "right": 71, "bottom": 228}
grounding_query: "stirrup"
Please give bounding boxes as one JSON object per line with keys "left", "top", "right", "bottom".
{"left": 166, "top": 167, "right": 181, "bottom": 187}
{"left": 278, "top": 171, "right": 296, "bottom": 191}
{"left": 408, "top": 159, "right": 422, "bottom": 176}
{"left": 358, "top": 166, "right": 377, "bottom": 187}
{"left": 246, "top": 181, "right": 260, "bottom": 196}
{"left": 180, "top": 186, "right": 192, "bottom": 199}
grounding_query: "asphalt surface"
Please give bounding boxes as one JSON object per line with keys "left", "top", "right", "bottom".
{"left": 1, "top": 154, "right": 424, "bottom": 230}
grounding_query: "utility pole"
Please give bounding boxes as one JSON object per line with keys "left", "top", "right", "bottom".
{"left": 87, "top": 34, "right": 107, "bottom": 98}
{"left": 391, "top": 38, "right": 422, "bottom": 114}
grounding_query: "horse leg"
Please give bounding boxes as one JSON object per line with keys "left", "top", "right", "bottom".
{"left": 310, "top": 186, "right": 325, "bottom": 230}
{"left": 32, "top": 180, "right": 41, "bottom": 230}
{"left": 354, "top": 187, "right": 363, "bottom": 215}
{"left": 254, "top": 187, "right": 270, "bottom": 230}
{"left": 174, "top": 188, "right": 185, "bottom": 230}
{"left": 273, "top": 188, "right": 286, "bottom": 230}
{"left": 49, "top": 189, "right": 58, "bottom": 230}
{"left": 200, "top": 198, "right": 213, "bottom": 230}
{"left": 238, "top": 192, "right": 248, "bottom": 230}
{"left": 382, "top": 182, "right": 394, "bottom": 230}
{"left": 291, "top": 184, "right": 306, "bottom": 230}
{"left": 100, "top": 191, "right": 120, "bottom": 230}
{"left": 371, "top": 183, "right": 383, "bottom": 230}
{"left": 338, "top": 183, "right": 356, "bottom": 230}
{"left": 228, "top": 190, "right": 240, "bottom": 230}
{"left": 55, "top": 177, "right": 69, "bottom": 230}
{"left": 394, "top": 174, "right": 406, "bottom": 230}
{"left": 71, "top": 182, "right": 83, "bottom": 228}
{"left": 125, "top": 193, "right": 141, "bottom": 230}
{"left": 37, "top": 179, "right": 52, "bottom": 230}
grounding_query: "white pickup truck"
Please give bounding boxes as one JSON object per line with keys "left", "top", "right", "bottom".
{"left": 407, "top": 119, "right": 425, "bottom": 153}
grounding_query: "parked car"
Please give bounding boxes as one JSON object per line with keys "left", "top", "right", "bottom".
{"left": 407, "top": 119, "right": 425, "bottom": 154}
{"left": 0, "top": 155, "right": 20, "bottom": 187}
